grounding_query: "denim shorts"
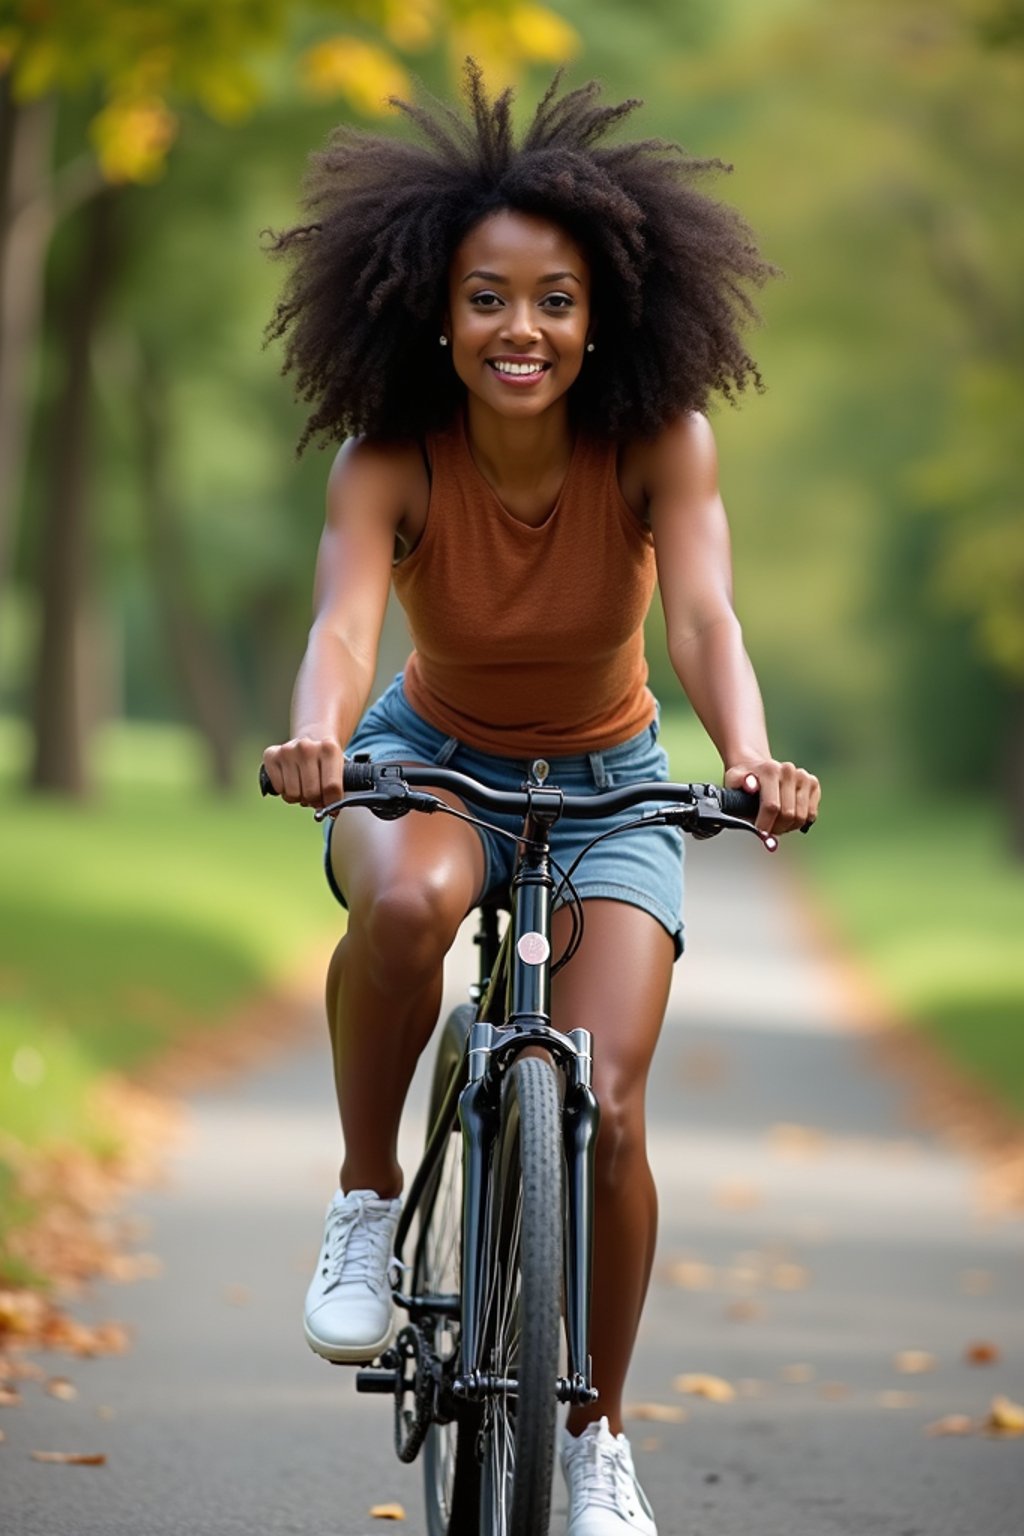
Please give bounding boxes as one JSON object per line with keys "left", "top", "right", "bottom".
{"left": 323, "top": 675, "right": 685, "bottom": 958}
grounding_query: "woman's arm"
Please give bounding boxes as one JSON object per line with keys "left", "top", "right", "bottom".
{"left": 644, "top": 413, "right": 820, "bottom": 836}
{"left": 261, "top": 438, "right": 419, "bottom": 808}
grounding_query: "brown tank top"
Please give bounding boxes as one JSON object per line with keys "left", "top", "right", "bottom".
{"left": 392, "top": 412, "right": 657, "bottom": 755}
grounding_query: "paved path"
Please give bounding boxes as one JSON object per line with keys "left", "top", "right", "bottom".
{"left": 4, "top": 840, "right": 1023, "bottom": 1536}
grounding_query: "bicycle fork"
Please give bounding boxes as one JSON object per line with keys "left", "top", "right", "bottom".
{"left": 456, "top": 1020, "right": 600, "bottom": 1408}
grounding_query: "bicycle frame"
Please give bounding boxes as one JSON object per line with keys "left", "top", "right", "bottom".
{"left": 389, "top": 782, "right": 600, "bottom": 1408}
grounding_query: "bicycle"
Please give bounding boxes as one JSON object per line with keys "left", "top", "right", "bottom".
{"left": 260, "top": 755, "right": 777, "bottom": 1536}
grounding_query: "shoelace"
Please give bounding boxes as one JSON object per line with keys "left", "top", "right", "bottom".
{"left": 566, "top": 1433, "right": 639, "bottom": 1519}
{"left": 321, "top": 1198, "right": 393, "bottom": 1293}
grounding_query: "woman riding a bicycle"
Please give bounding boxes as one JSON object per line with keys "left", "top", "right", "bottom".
{"left": 262, "top": 64, "right": 820, "bottom": 1536}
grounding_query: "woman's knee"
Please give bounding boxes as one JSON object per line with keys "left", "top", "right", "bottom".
{"left": 348, "top": 878, "right": 463, "bottom": 986}
{"left": 593, "top": 1092, "right": 649, "bottom": 1191}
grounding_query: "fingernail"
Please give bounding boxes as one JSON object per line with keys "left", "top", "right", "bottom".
{"left": 745, "top": 775, "right": 758, "bottom": 790}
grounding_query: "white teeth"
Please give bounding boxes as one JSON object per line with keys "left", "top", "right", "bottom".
{"left": 492, "top": 360, "right": 546, "bottom": 376}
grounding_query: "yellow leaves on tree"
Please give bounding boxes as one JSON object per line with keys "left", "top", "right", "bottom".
{"left": 89, "top": 96, "right": 178, "bottom": 185}
{"left": 301, "top": 36, "right": 412, "bottom": 116}
{"left": 1, "top": 1, "right": 582, "bottom": 188}
{"left": 509, "top": 3, "right": 580, "bottom": 62}
{"left": 383, "top": 0, "right": 439, "bottom": 53}
{"left": 450, "top": 4, "right": 580, "bottom": 88}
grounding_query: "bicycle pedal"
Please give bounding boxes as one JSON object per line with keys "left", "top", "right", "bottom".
{"left": 354, "top": 1376, "right": 399, "bottom": 1400}
{"left": 355, "top": 1366, "right": 399, "bottom": 1393}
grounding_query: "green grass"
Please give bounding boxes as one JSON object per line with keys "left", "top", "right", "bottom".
{"left": 0, "top": 716, "right": 342, "bottom": 1160}
{"left": 658, "top": 708, "right": 1024, "bottom": 1120}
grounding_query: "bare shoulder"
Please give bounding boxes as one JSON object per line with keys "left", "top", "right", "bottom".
{"left": 325, "top": 435, "right": 429, "bottom": 541}
{"left": 618, "top": 412, "right": 719, "bottom": 509}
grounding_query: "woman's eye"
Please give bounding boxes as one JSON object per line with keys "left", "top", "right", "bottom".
{"left": 543, "top": 293, "right": 574, "bottom": 310}
{"left": 470, "top": 291, "right": 502, "bottom": 308}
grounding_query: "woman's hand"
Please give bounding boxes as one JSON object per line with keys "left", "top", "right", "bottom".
{"left": 724, "top": 759, "right": 820, "bottom": 838}
{"left": 261, "top": 736, "right": 346, "bottom": 809}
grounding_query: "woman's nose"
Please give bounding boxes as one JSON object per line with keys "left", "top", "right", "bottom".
{"left": 501, "top": 303, "right": 540, "bottom": 344}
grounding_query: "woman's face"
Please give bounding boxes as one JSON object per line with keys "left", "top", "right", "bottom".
{"left": 446, "top": 209, "right": 592, "bottom": 419}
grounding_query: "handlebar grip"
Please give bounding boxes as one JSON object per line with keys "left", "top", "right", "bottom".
{"left": 719, "top": 787, "right": 759, "bottom": 820}
{"left": 343, "top": 759, "right": 376, "bottom": 793}
{"left": 259, "top": 764, "right": 277, "bottom": 797}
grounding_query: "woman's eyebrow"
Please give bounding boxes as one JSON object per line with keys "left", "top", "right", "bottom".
{"left": 460, "top": 269, "right": 581, "bottom": 285}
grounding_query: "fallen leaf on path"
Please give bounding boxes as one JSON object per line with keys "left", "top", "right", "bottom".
{"left": 725, "top": 1299, "right": 763, "bottom": 1322}
{"left": 0, "top": 1386, "right": 21, "bottom": 1406}
{"left": 623, "top": 1402, "right": 687, "bottom": 1423}
{"left": 369, "top": 1504, "right": 406, "bottom": 1520}
{"left": 965, "top": 1341, "right": 1000, "bottom": 1366}
{"left": 894, "top": 1350, "right": 936, "bottom": 1375}
{"left": 737, "top": 1378, "right": 767, "bottom": 1398}
{"left": 878, "top": 1390, "right": 917, "bottom": 1408}
{"left": 926, "top": 1414, "right": 975, "bottom": 1436}
{"left": 819, "top": 1382, "right": 851, "bottom": 1400}
{"left": 960, "top": 1269, "right": 994, "bottom": 1295}
{"left": 45, "top": 1378, "right": 78, "bottom": 1402}
{"left": 768, "top": 1123, "right": 828, "bottom": 1158}
{"left": 0, "top": 1290, "right": 48, "bottom": 1339}
{"left": 105, "top": 1252, "right": 163, "bottom": 1283}
{"left": 986, "top": 1395, "right": 1024, "bottom": 1435}
{"left": 780, "top": 1363, "right": 815, "bottom": 1384}
{"left": 31, "top": 1451, "right": 107, "bottom": 1465}
{"left": 667, "top": 1259, "right": 716, "bottom": 1291}
{"left": 96, "top": 1406, "right": 115, "bottom": 1421}
{"left": 639, "top": 1435, "right": 662, "bottom": 1452}
{"left": 224, "top": 1285, "right": 250, "bottom": 1307}
{"left": 712, "top": 1182, "right": 762, "bottom": 1212}
{"left": 723, "top": 1263, "right": 761, "bottom": 1291}
{"left": 770, "top": 1263, "right": 809, "bottom": 1291}
{"left": 673, "top": 1373, "right": 735, "bottom": 1403}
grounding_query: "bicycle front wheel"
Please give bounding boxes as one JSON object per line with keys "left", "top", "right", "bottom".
{"left": 479, "top": 1055, "right": 563, "bottom": 1536}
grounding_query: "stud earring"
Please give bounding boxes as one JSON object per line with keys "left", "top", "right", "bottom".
{"left": 439, "top": 335, "right": 448, "bottom": 347}
{"left": 586, "top": 342, "right": 595, "bottom": 353}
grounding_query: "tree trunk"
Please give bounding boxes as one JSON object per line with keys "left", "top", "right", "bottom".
{"left": 137, "top": 346, "right": 241, "bottom": 792}
{"left": 29, "top": 188, "right": 119, "bottom": 796}
{"left": 0, "top": 83, "right": 56, "bottom": 607}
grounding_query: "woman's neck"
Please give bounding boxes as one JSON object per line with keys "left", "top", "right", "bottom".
{"left": 463, "top": 396, "right": 575, "bottom": 491}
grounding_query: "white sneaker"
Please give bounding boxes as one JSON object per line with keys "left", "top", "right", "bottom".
{"left": 303, "top": 1188, "right": 402, "bottom": 1363}
{"left": 560, "top": 1417, "right": 658, "bottom": 1536}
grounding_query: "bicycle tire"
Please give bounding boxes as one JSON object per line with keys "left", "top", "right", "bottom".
{"left": 416, "top": 1004, "right": 482, "bottom": 1536}
{"left": 478, "top": 1055, "right": 563, "bottom": 1536}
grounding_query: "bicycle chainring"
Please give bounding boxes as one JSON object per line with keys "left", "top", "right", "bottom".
{"left": 393, "top": 1324, "right": 437, "bottom": 1464}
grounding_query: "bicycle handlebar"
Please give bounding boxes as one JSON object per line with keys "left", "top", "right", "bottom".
{"left": 258, "top": 759, "right": 782, "bottom": 846}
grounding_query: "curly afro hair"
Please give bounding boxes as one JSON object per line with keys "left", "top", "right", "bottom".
{"left": 267, "top": 61, "right": 777, "bottom": 450}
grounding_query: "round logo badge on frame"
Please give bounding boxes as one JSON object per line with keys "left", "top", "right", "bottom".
{"left": 516, "top": 932, "right": 551, "bottom": 966}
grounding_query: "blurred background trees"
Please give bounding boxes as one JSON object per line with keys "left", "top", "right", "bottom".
{"left": 0, "top": 0, "right": 1019, "bottom": 834}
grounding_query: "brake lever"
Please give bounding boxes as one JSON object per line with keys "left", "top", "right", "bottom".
{"left": 643, "top": 801, "right": 778, "bottom": 853}
{"left": 313, "top": 782, "right": 443, "bottom": 823}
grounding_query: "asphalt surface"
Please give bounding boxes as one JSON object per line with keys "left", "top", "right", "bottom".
{"left": 4, "top": 838, "right": 1023, "bottom": 1536}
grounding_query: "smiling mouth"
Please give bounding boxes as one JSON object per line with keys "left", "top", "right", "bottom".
{"left": 487, "top": 359, "right": 551, "bottom": 378}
